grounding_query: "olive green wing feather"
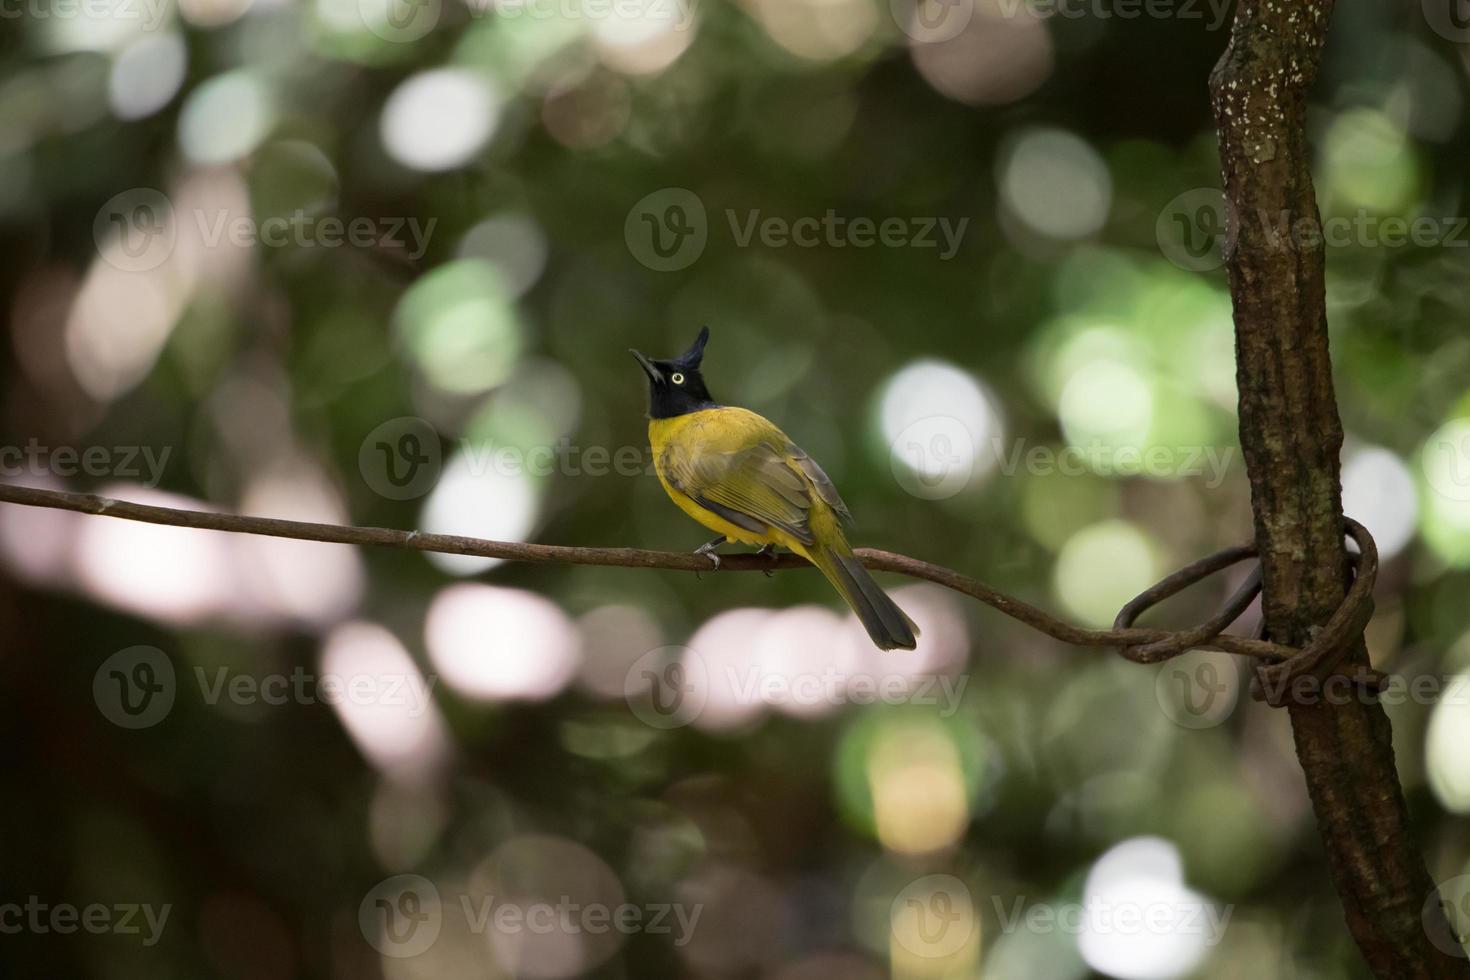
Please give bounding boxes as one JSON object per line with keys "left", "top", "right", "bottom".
{"left": 791, "top": 448, "right": 852, "bottom": 527}
{"left": 659, "top": 438, "right": 818, "bottom": 545}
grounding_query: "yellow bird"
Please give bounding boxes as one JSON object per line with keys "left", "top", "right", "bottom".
{"left": 631, "top": 327, "right": 918, "bottom": 651}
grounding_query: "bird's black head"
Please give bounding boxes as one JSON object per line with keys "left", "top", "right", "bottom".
{"left": 630, "top": 326, "right": 719, "bottom": 419}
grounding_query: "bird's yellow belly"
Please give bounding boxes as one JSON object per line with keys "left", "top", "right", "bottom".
{"left": 654, "top": 469, "right": 775, "bottom": 548}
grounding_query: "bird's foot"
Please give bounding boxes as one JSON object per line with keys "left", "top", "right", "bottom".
{"left": 693, "top": 536, "right": 726, "bottom": 579}
{"left": 756, "top": 543, "right": 778, "bottom": 577}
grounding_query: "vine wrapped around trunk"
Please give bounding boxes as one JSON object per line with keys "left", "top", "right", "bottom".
{"left": 1209, "top": 1, "right": 1469, "bottom": 974}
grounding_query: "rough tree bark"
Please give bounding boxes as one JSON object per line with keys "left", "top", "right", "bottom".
{"left": 1210, "top": 1, "right": 1468, "bottom": 975}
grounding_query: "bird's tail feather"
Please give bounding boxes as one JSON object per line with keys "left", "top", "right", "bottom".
{"left": 807, "top": 543, "right": 919, "bottom": 651}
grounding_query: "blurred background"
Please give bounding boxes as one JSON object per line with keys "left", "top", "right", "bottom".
{"left": 2, "top": 0, "right": 1470, "bottom": 976}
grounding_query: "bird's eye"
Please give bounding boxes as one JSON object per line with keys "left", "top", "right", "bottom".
{"left": 671, "top": 372, "right": 685, "bottom": 385}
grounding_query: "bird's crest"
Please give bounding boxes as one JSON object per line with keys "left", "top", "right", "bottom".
{"left": 671, "top": 326, "right": 710, "bottom": 370}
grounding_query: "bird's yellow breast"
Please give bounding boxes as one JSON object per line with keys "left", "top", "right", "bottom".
{"left": 648, "top": 406, "right": 777, "bottom": 458}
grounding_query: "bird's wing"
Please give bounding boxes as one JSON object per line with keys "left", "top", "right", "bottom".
{"left": 790, "top": 448, "right": 853, "bottom": 527}
{"left": 659, "top": 408, "right": 858, "bottom": 545}
{"left": 660, "top": 425, "right": 819, "bottom": 546}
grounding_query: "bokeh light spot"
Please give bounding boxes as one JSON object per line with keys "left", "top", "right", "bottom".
{"left": 109, "top": 33, "right": 188, "bottom": 120}
{"left": 380, "top": 69, "right": 501, "bottom": 171}
{"left": 394, "top": 260, "right": 524, "bottom": 395}
{"left": 1054, "top": 520, "right": 1159, "bottom": 627}
{"left": 425, "top": 583, "right": 580, "bottom": 702}
{"left": 1341, "top": 445, "right": 1417, "bottom": 560}
{"left": 178, "top": 71, "right": 275, "bottom": 165}
{"left": 1001, "top": 128, "right": 1112, "bottom": 241}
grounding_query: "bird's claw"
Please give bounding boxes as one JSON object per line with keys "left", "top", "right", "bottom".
{"left": 756, "top": 543, "right": 777, "bottom": 577}
{"left": 693, "top": 538, "right": 724, "bottom": 579}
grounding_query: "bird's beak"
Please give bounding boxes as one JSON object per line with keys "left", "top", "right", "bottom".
{"left": 628, "top": 349, "right": 663, "bottom": 383}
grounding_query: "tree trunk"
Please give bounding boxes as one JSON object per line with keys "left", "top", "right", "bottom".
{"left": 1210, "top": 1, "right": 1469, "bottom": 975}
